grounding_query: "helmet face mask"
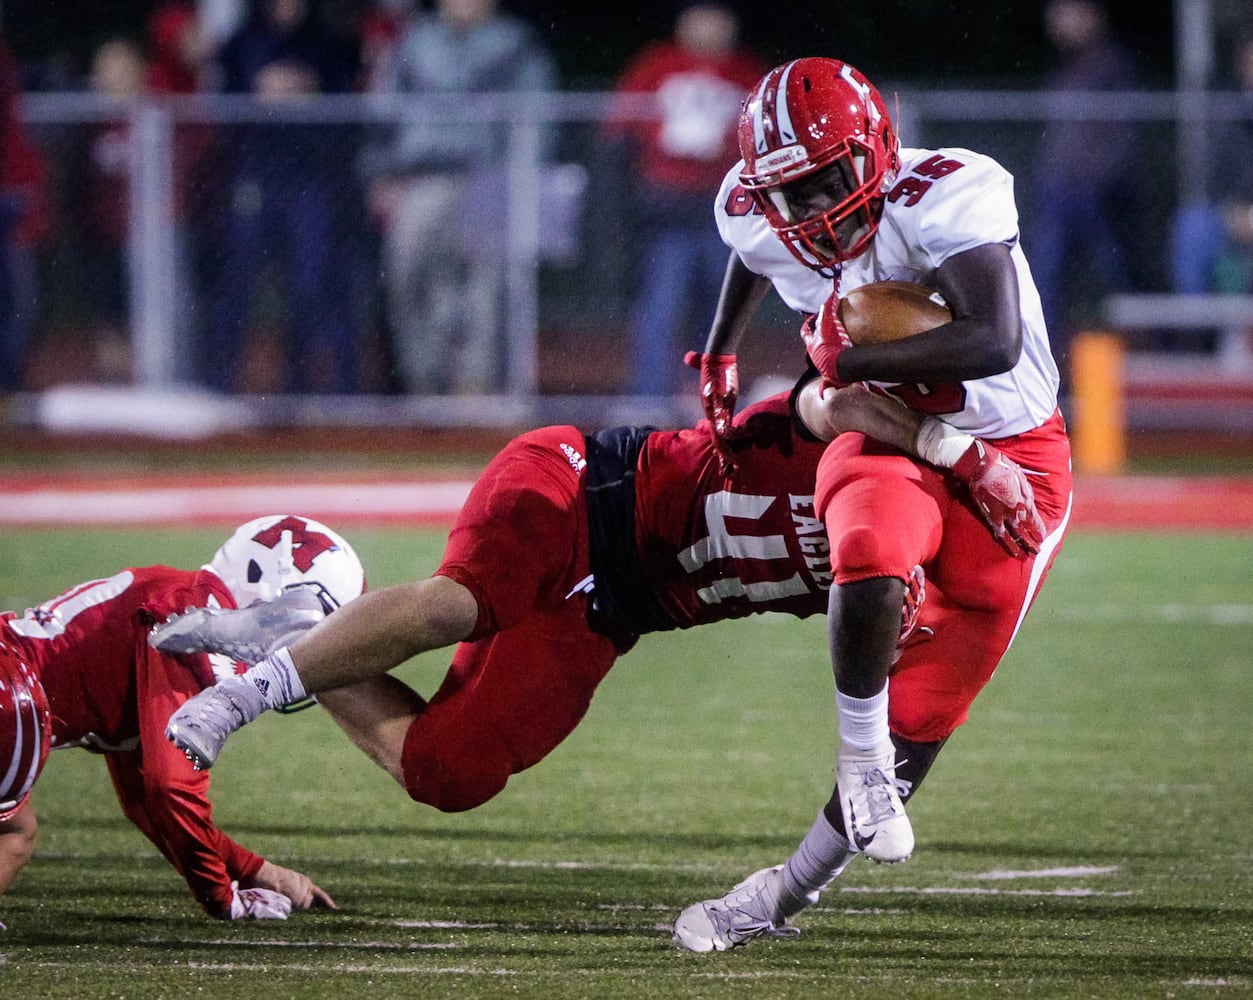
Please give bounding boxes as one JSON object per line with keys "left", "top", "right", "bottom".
{"left": 766, "top": 153, "right": 881, "bottom": 266}
{"left": 207, "top": 515, "right": 366, "bottom": 612}
{"left": 738, "top": 57, "right": 900, "bottom": 271}
{"left": 0, "top": 654, "right": 51, "bottom": 823}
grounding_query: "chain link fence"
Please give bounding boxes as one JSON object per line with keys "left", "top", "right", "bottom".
{"left": 11, "top": 87, "right": 1248, "bottom": 433}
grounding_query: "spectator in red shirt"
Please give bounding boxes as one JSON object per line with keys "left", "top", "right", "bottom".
{"left": 68, "top": 21, "right": 215, "bottom": 385}
{"left": 147, "top": 2, "right": 209, "bottom": 93}
{"left": 604, "top": 2, "right": 765, "bottom": 397}
{"left": 357, "top": 0, "right": 414, "bottom": 92}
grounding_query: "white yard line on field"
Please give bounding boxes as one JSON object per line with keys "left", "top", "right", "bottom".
{"left": 394, "top": 920, "right": 501, "bottom": 929}
{"left": 838, "top": 885, "right": 1133, "bottom": 897}
{"left": 974, "top": 865, "right": 1120, "bottom": 879}
{"left": 31, "top": 961, "right": 517, "bottom": 975}
{"left": 142, "top": 937, "right": 461, "bottom": 950}
{"left": 1181, "top": 979, "right": 1250, "bottom": 988}
{"left": 185, "top": 963, "right": 514, "bottom": 975}
{"left": 1054, "top": 604, "right": 1253, "bottom": 626}
{"left": 488, "top": 858, "right": 720, "bottom": 872}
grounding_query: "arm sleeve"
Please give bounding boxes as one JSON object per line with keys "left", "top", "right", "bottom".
{"left": 107, "top": 639, "right": 264, "bottom": 917}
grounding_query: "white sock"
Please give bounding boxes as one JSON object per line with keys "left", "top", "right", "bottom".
{"left": 241, "top": 647, "right": 307, "bottom": 711}
{"left": 836, "top": 686, "right": 890, "bottom": 751}
{"left": 779, "top": 811, "right": 859, "bottom": 917}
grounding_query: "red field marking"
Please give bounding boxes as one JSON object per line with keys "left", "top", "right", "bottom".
{"left": 1070, "top": 475, "right": 1253, "bottom": 530}
{"left": 0, "top": 473, "right": 1250, "bottom": 530}
{"left": 0, "top": 475, "right": 475, "bottom": 527}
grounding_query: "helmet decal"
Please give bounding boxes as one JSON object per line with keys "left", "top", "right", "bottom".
{"left": 207, "top": 515, "right": 366, "bottom": 611}
{"left": 839, "top": 61, "right": 881, "bottom": 129}
{"left": 250, "top": 516, "right": 340, "bottom": 574}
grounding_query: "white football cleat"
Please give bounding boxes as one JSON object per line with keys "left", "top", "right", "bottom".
{"left": 165, "top": 677, "right": 267, "bottom": 771}
{"left": 672, "top": 866, "right": 800, "bottom": 952}
{"left": 150, "top": 586, "right": 328, "bottom": 664}
{"left": 837, "top": 742, "right": 914, "bottom": 863}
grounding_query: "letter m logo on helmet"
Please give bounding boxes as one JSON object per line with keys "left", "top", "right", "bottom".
{"left": 251, "top": 515, "right": 338, "bottom": 573}
{"left": 0, "top": 650, "right": 51, "bottom": 822}
{"left": 207, "top": 514, "right": 367, "bottom": 612}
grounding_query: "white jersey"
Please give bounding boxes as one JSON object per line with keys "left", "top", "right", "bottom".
{"left": 714, "top": 146, "right": 1060, "bottom": 438}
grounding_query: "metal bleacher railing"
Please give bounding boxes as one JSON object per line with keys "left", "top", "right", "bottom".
{"left": 13, "top": 86, "right": 1252, "bottom": 441}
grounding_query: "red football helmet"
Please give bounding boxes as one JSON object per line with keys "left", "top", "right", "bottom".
{"left": 0, "top": 646, "right": 51, "bottom": 822}
{"left": 737, "top": 57, "right": 900, "bottom": 270}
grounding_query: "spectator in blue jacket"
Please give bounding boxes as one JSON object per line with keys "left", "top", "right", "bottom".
{"left": 203, "top": 0, "right": 362, "bottom": 394}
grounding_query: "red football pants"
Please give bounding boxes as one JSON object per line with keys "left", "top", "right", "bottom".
{"left": 401, "top": 426, "right": 620, "bottom": 811}
{"left": 816, "top": 411, "right": 1073, "bottom": 743}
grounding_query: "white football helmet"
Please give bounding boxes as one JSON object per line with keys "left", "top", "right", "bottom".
{"left": 207, "top": 515, "right": 366, "bottom": 612}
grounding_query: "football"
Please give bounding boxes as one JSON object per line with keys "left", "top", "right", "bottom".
{"left": 838, "top": 281, "right": 952, "bottom": 345}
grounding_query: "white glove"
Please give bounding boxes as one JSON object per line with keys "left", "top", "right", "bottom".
{"left": 228, "top": 881, "right": 292, "bottom": 920}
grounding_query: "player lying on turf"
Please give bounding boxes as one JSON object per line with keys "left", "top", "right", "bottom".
{"left": 0, "top": 515, "right": 363, "bottom": 926}
{"left": 160, "top": 376, "right": 1039, "bottom": 834}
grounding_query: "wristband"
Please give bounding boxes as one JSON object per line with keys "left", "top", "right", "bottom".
{"left": 915, "top": 417, "right": 976, "bottom": 469}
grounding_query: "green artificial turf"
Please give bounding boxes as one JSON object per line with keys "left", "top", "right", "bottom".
{"left": 0, "top": 528, "right": 1249, "bottom": 999}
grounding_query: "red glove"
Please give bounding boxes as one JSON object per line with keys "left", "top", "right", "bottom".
{"left": 685, "top": 350, "right": 738, "bottom": 473}
{"left": 800, "top": 293, "right": 853, "bottom": 388}
{"left": 893, "top": 564, "right": 933, "bottom": 664}
{"left": 953, "top": 440, "right": 1046, "bottom": 557}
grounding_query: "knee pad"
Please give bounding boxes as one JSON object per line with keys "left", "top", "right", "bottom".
{"left": 888, "top": 686, "right": 970, "bottom": 745}
{"left": 835, "top": 524, "right": 888, "bottom": 578}
{"left": 821, "top": 462, "right": 944, "bottom": 583}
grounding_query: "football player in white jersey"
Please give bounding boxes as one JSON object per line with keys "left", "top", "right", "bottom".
{"left": 674, "top": 57, "right": 1075, "bottom": 951}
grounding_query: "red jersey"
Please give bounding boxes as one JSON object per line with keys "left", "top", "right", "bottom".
{"left": 3, "top": 566, "right": 263, "bottom": 917}
{"left": 585, "top": 392, "right": 830, "bottom": 634}
{"left": 423, "top": 395, "right": 829, "bottom": 811}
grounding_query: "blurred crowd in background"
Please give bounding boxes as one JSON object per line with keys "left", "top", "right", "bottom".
{"left": 0, "top": 0, "right": 1250, "bottom": 401}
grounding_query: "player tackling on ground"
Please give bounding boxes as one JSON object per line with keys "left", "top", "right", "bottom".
{"left": 160, "top": 374, "right": 1038, "bottom": 820}
{"left": 671, "top": 56, "right": 1072, "bottom": 949}
{"left": 0, "top": 516, "right": 361, "bottom": 924}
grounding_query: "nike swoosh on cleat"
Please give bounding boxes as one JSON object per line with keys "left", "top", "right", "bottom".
{"left": 848, "top": 801, "right": 876, "bottom": 851}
